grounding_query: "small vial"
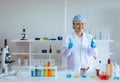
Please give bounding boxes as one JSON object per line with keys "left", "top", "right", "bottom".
{"left": 44, "top": 65, "right": 48, "bottom": 77}
{"left": 18, "top": 58, "right": 21, "bottom": 66}
{"left": 36, "top": 69, "right": 40, "bottom": 77}
{"left": 48, "top": 69, "right": 52, "bottom": 77}
{"left": 88, "top": 31, "right": 91, "bottom": 34}
{"left": 31, "top": 69, "right": 36, "bottom": 77}
{"left": 52, "top": 65, "right": 55, "bottom": 77}
{"left": 40, "top": 69, "right": 44, "bottom": 77}
{"left": 99, "top": 32, "right": 102, "bottom": 40}
{"left": 96, "top": 69, "right": 100, "bottom": 76}
{"left": 24, "top": 56, "right": 28, "bottom": 66}
{"left": 35, "top": 66, "right": 38, "bottom": 77}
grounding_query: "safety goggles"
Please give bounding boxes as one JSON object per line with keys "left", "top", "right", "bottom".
{"left": 74, "top": 21, "right": 84, "bottom": 25}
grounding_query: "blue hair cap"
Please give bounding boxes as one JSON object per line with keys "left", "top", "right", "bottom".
{"left": 72, "top": 15, "right": 86, "bottom": 23}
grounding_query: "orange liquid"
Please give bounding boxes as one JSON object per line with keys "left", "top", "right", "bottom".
{"left": 48, "top": 69, "right": 52, "bottom": 77}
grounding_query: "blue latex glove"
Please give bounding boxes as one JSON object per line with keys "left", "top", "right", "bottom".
{"left": 91, "top": 38, "right": 97, "bottom": 48}
{"left": 68, "top": 38, "right": 73, "bottom": 49}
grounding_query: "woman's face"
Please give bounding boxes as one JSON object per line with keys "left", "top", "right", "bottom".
{"left": 73, "top": 21, "right": 85, "bottom": 34}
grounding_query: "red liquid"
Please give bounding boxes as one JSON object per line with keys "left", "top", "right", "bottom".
{"left": 99, "top": 74, "right": 109, "bottom": 80}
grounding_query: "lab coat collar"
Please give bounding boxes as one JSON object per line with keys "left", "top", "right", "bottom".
{"left": 72, "top": 32, "right": 84, "bottom": 44}
{"left": 82, "top": 33, "right": 88, "bottom": 45}
{"left": 73, "top": 32, "right": 85, "bottom": 38}
{"left": 72, "top": 32, "right": 88, "bottom": 46}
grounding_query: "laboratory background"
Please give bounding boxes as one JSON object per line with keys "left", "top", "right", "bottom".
{"left": 0, "top": 0, "right": 120, "bottom": 81}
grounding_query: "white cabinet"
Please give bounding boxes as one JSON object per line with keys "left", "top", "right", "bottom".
{"left": 10, "top": 39, "right": 113, "bottom": 70}
{"left": 11, "top": 39, "right": 66, "bottom": 70}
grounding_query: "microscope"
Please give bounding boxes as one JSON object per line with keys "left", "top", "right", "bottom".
{"left": 0, "top": 39, "right": 16, "bottom": 77}
{"left": 21, "top": 28, "right": 27, "bottom": 40}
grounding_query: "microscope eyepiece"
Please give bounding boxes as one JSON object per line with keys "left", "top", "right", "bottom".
{"left": 4, "top": 39, "right": 8, "bottom": 47}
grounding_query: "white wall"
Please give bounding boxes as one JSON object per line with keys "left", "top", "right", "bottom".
{"left": 0, "top": 0, "right": 65, "bottom": 43}
{"left": 0, "top": 0, "right": 120, "bottom": 64}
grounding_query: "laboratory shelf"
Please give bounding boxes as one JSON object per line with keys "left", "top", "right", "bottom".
{"left": 96, "top": 40, "right": 114, "bottom": 43}
{"left": 30, "top": 53, "right": 61, "bottom": 55}
{"left": 11, "top": 39, "right": 62, "bottom": 43}
{"left": 11, "top": 39, "right": 64, "bottom": 69}
{"left": 11, "top": 53, "right": 30, "bottom": 55}
{"left": 11, "top": 39, "right": 34, "bottom": 42}
{"left": 11, "top": 53, "right": 61, "bottom": 55}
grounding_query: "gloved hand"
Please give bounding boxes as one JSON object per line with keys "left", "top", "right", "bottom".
{"left": 91, "top": 38, "right": 97, "bottom": 48}
{"left": 68, "top": 38, "right": 73, "bottom": 49}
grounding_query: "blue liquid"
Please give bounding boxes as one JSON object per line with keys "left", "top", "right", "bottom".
{"left": 113, "top": 76, "right": 120, "bottom": 80}
{"left": 81, "top": 75, "right": 87, "bottom": 78}
{"left": 40, "top": 70, "right": 44, "bottom": 77}
{"left": 31, "top": 70, "right": 36, "bottom": 77}
{"left": 66, "top": 73, "right": 72, "bottom": 78}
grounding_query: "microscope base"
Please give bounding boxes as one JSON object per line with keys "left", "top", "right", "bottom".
{"left": 0, "top": 70, "right": 17, "bottom": 78}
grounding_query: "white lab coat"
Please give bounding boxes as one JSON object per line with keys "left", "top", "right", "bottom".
{"left": 61, "top": 32, "right": 97, "bottom": 71}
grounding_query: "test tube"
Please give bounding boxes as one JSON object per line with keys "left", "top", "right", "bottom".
{"left": 52, "top": 65, "right": 55, "bottom": 77}
{"left": 40, "top": 69, "right": 44, "bottom": 77}
{"left": 31, "top": 69, "right": 36, "bottom": 77}
{"left": 99, "top": 32, "right": 102, "bottom": 40}
{"left": 44, "top": 65, "right": 48, "bottom": 77}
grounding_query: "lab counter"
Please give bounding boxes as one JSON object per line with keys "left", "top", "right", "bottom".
{"left": 0, "top": 70, "right": 119, "bottom": 82}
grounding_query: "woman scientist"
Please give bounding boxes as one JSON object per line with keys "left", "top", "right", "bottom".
{"left": 61, "top": 15, "right": 97, "bottom": 73}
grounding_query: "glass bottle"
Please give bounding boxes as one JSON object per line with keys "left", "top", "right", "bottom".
{"left": 106, "top": 58, "right": 113, "bottom": 77}
{"left": 18, "top": 58, "right": 21, "bottom": 66}
{"left": 49, "top": 45, "right": 52, "bottom": 53}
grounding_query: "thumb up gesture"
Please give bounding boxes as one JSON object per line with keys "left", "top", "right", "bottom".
{"left": 91, "top": 38, "right": 97, "bottom": 48}
{"left": 68, "top": 38, "right": 73, "bottom": 49}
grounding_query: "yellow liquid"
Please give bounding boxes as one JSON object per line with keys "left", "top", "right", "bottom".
{"left": 106, "top": 64, "right": 112, "bottom": 77}
{"left": 44, "top": 69, "right": 48, "bottom": 77}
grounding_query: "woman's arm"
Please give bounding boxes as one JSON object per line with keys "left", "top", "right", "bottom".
{"left": 61, "top": 36, "right": 72, "bottom": 57}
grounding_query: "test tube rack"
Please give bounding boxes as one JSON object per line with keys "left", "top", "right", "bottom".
{"left": 29, "top": 66, "right": 57, "bottom": 78}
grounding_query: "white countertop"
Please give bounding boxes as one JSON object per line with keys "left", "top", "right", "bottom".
{"left": 0, "top": 71, "right": 119, "bottom": 82}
